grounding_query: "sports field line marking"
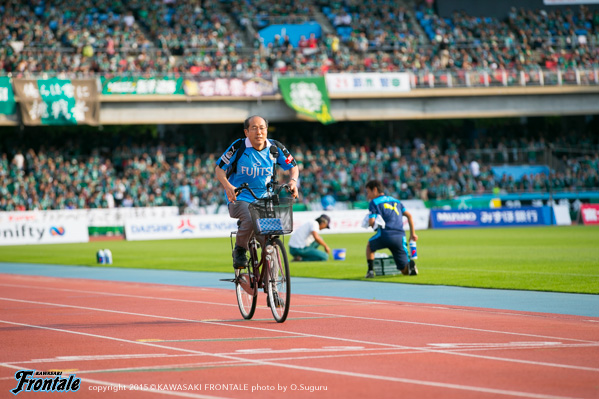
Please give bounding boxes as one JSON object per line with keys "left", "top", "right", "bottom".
{"left": 4, "top": 278, "right": 596, "bottom": 321}
{"left": 0, "top": 363, "right": 227, "bottom": 399}
{"left": 65, "top": 343, "right": 599, "bottom": 376}
{"left": 421, "top": 267, "right": 599, "bottom": 278}
{"left": 0, "top": 282, "right": 241, "bottom": 310}
{"left": 13, "top": 353, "right": 199, "bottom": 365}
{"left": 1, "top": 282, "right": 595, "bottom": 344}
{"left": 0, "top": 319, "right": 583, "bottom": 399}
{"left": 286, "top": 307, "right": 599, "bottom": 344}
{"left": 1, "top": 296, "right": 598, "bottom": 375}
{"left": 12, "top": 341, "right": 599, "bottom": 376}
{"left": 0, "top": 281, "right": 368, "bottom": 308}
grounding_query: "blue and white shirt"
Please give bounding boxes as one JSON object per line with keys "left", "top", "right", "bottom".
{"left": 368, "top": 195, "right": 406, "bottom": 235}
{"left": 218, "top": 138, "right": 296, "bottom": 203}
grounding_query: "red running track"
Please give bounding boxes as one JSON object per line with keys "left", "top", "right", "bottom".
{"left": 0, "top": 273, "right": 598, "bottom": 399}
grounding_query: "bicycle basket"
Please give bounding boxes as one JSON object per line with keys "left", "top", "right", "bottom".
{"left": 248, "top": 197, "right": 294, "bottom": 235}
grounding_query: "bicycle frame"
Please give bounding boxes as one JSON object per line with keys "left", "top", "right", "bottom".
{"left": 225, "top": 181, "right": 292, "bottom": 322}
{"left": 232, "top": 234, "right": 277, "bottom": 296}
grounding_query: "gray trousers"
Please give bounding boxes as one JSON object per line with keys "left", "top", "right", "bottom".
{"left": 229, "top": 201, "right": 265, "bottom": 250}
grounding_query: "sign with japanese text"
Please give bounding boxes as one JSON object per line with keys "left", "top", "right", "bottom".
{"left": 0, "top": 76, "right": 16, "bottom": 115}
{"left": 544, "top": 0, "right": 599, "bottom": 4}
{"left": 431, "top": 207, "right": 553, "bottom": 229}
{"left": 100, "top": 76, "right": 184, "bottom": 95}
{"left": 278, "top": 76, "right": 334, "bottom": 125}
{"left": 183, "top": 77, "right": 277, "bottom": 97}
{"left": 580, "top": 204, "right": 599, "bottom": 225}
{"left": 325, "top": 73, "right": 411, "bottom": 94}
{"left": 13, "top": 79, "right": 99, "bottom": 125}
{"left": 0, "top": 206, "right": 179, "bottom": 227}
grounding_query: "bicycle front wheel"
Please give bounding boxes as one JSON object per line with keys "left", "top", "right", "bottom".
{"left": 267, "top": 238, "right": 290, "bottom": 323}
{"left": 235, "top": 268, "right": 257, "bottom": 319}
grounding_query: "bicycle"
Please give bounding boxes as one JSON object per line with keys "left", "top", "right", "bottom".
{"left": 223, "top": 181, "right": 294, "bottom": 323}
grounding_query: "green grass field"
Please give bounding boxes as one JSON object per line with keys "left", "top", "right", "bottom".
{"left": 1, "top": 225, "right": 598, "bottom": 294}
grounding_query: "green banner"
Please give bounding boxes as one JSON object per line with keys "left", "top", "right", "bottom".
{"left": 100, "top": 76, "right": 184, "bottom": 95}
{"left": 0, "top": 77, "right": 16, "bottom": 115}
{"left": 38, "top": 78, "right": 77, "bottom": 125}
{"left": 278, "top": 76, "right": 334, "bottom": 125}
{"left": 13, "top": 78, "right": 99, "bottom": 125}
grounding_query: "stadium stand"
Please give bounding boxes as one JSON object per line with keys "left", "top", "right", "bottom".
{"left": 1, "top": 1, "right": 598, "bottom": 212}
{"left": 1, "top": 0, "right": 598, "bottom": 74}
{"left": 1, "top": 123, "right": 597, "bottom": 211}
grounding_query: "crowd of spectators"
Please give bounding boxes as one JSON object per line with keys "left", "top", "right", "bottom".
{"left": 228, "top": 0, "right": 315, "bottom": 31}
{"left": 1, "top": 0, "right": 598, "bottom": 76}
{"left": 413, "top": 3, "right": 599, "bottom": 74}
{"left": 1, "top": 127, "right": 597, "bottom": 212}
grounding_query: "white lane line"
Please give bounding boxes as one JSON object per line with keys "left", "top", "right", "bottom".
{"left": 0, "top": 320, "right": 581, "bottom": 399}
{"left": 1, "top": 296, "right": 598, "bottom": 373}
{"left": 2, "top": 280, "right": 594, "bottom": 321}
{"left": 11, "top": 341, "right": 599, "bottom": 376}
{"left": 2, "top": 294, "right": 599, "bottom": 373}
{"left": 0, "top": 283, "right": 596, "bottom": 344}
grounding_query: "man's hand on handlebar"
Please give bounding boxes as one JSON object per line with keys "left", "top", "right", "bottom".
{"left": 228, "top": 183, "right": 243, "bottom": 202}
{"left": 234, "top": 182, "right": 295, "bottom": 200}
{"left": 287, "top": 180, "right": 298, "bottom": 198}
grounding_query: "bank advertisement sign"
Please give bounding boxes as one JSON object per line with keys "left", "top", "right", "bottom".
{"left": 431, "top": 207, "right": 553, "bottom": 229}
{"left": 0, "top": 221, "right": 89, "bottom": 246}
{"left": 580, "top": 204, "right": 599, "bottom": 225}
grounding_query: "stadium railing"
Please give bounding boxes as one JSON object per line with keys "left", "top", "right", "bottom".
{"left": 410, "top": 68, "right": 599, "bottom": 89}
{"left": 3, "top": 67, "right": 598, "bottom": 89}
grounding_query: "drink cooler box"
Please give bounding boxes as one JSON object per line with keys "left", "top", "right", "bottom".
{"left": 373, "top": 256, "right": 398, "bottom": 276}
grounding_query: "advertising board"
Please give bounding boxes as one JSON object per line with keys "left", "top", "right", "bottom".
{"left": 0, "top": 221, "right": 89, "bottom": 246}
{"left": 0, "top": 207, "right": 179, "bottom": 227}
{"left": 124, "top": 209, "right": 431, "bottom": 241}
{"left": 325, "top": 73, "right": 411, "bottom": 94}
{"left": 580, "top": 204, "right": 599, "bottom": 225}
{"left": 430, "top": 207, "right": 553, "bottom": 229}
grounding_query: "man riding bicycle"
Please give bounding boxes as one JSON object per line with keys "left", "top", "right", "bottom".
{"left": 215, "top": 115, "right": 299, "bottom": 269}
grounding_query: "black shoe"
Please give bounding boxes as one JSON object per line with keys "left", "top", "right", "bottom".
{"left": 408, "top": 260, "right": 418, "bottom": 276}
{"left": 232, "top": 246, "right": 248, "bottom": 269}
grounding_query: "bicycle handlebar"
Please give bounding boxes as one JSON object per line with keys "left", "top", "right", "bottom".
{"left": 234, "top": 183, "right": 292, "bottom": 200}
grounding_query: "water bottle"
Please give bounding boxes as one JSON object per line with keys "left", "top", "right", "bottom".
{"left": 409, "top": 241, "right": 418, "bottom": 260}
{"left": 104, "top": 249, "right": 113, "bottom": 265}
{"left": 96, "top": 249, "right": 105, "bottom": 264}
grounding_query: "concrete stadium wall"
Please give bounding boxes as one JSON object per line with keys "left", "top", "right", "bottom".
{"left": 3, "top": 86, "right": 599, "bottom": 126}
{"left": 98, "top": 86, "right": 599, "bottom": 125}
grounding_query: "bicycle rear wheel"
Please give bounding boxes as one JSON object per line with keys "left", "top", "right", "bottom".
{"left": 235, "top": 240, "right": 258, "bottom": 319}
{"left": 266, "top": 238, "right": 290, "bottom": 323}
{"left": 235, "top": 269, "right": 257, "bottom": 319}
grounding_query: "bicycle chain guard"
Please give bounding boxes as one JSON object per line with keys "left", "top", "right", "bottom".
{"left": 237, "top": 272, "right": 256, "bottom": 296}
